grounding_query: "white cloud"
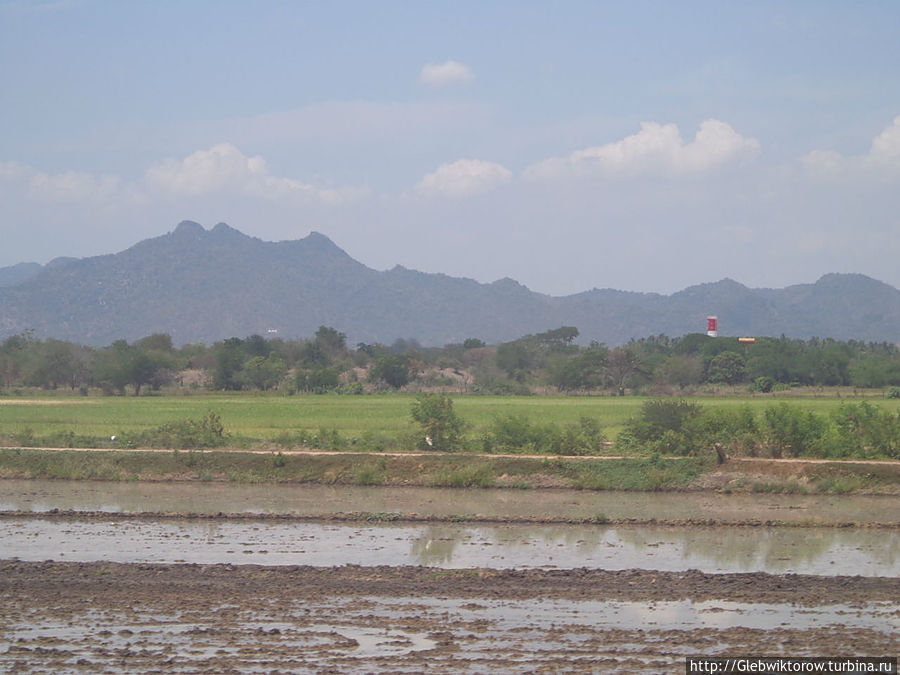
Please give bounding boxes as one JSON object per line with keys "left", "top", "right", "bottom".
{"left": 145, "top": 143, "right": 365, "bottom": 204}
{"left": 865, "top": 115, "right": 900, "bottom": 168}
{"left": 418, "top": 60, "right": 474, "bottom": 88}
{"left": 799, "top": 150, "right": 845, "bottom": 176}
{"left": 145, "top": 143, "right": 268, "bottom": 195}
{"left": 417, "top": 159, "right": 512, "bottom": 198}
{"left": 801, "top": 115, "right": 900, "bottom": 176}
{"left": 524, "top": 119, "right": 761, "bottom": 179}
{"left": 0, "top": 160, "right": 122, "bottom": 202}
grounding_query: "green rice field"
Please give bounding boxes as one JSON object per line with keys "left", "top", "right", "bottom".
{"left": 1, "top": 392, "right": 897, "bottom": 445}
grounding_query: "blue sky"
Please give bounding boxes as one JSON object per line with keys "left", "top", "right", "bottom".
{"left": 2, "top": 0, "right": 899, "bottom": 295}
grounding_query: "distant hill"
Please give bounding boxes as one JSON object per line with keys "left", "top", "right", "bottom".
{"left": 1, "top": 221, "right": 898, "bottom": 346}
{"left": 0, "top": 262, "right": 42, "bottom": 288}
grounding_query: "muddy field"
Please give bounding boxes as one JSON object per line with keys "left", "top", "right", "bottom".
{"left": 2, "top": 481, "right": 898, "bottom": 673}
{"left": 3, "top": 561, "right": 899, "bottom": 674}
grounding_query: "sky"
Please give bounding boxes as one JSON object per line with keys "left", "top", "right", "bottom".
{"left": 1, "top": 0, "right": 899, "bottom": 296}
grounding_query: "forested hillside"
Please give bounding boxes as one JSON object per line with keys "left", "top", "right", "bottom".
{"left": 1, "top": 221, "right": 898, "bottom": 346}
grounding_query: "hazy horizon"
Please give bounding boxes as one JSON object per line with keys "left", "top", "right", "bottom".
{"left": 2, "top": 1, "right": 899, "bottom": 296}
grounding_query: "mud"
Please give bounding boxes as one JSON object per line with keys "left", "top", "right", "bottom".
{"left": 3, "top": 480, "right": 898, "bottom": 672}
{"left": 2, "top": 561, "right": 897, "bottom": 674}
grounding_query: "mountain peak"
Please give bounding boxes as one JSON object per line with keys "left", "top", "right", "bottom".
{"left": 298, "top": 231, "right": 346, "bottom": 256}
{"left": 172, "top": 220, "right": 205, "bottom": 237}
{"left": 211, "top": 222, "right": 239, "bottom": 234}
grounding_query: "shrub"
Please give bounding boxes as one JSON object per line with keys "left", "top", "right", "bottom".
{"left": 119, "top": 411, "right": 228, "bottom": 449}
{"left": 551, "top": 417, "right": 608, "bottom": 456}
{"left": 827, "top": 401, "right": 900, "bottom": 459}
{"left": 410, "top": 394, "right": 464, "bottom": 451}
{"left": 751, "top": 376, "right": 775, "bottom": 393}
{"left": 481, "top": 414, "right": 606, "bottom": 455}
{"left": 682, "top": 406, "right": 760, "bottom": 457}
{"left": 762, "top": 404, "right": 826, "bottom": 458}
{"left": 615, "top": 399, "right": 702, "bottom": 454}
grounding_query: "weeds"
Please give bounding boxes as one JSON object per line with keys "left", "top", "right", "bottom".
{"left": 429, "top": 465, "right": 495, "bottom": 488}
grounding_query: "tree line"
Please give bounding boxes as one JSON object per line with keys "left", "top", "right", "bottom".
{"left": 1, "top": 326, "right": 899, "bottom": 395}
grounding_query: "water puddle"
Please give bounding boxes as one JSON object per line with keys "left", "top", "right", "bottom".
{"left": 2, "top": 517, "right": 897, "bottom": 575}
{"left": 2, "top": 479, "right": 898, "bottom": 524}
{"left": 338, "top": 595, "right": 900, "bottom": 634}
{"left": 7, "top": 615, "right": 436, "bottom": 673}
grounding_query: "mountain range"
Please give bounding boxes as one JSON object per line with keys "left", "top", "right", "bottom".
{"left": 1, "top": 221, "right": 898, "bottom": 347}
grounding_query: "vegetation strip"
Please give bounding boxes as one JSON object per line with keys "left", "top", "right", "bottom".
{"left": 2, "top": 508, "right": 898, "bottom": 529}
{"left": 3, "top": 443, "right": 899, "bottom": 494}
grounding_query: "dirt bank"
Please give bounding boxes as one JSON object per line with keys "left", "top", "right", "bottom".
{"left": 3, "top": 446, "right": 899, "bottom": 494}
{"left": 2, "top": 507, "right": 899, "bottom": 529}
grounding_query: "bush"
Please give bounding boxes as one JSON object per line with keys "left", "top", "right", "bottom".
{"left": 481, "top": 414, "right": 606, "bottom": 455}
{"left": 615, "top": 399, "right": 702, "bottom": 455}
{"left": 751, "top": 376, "right": 775, "bottom": 393}
{"left": 550, "top": 417, "right": 608, "bottom": 456}
{"left": 617, "top": 401, "right": 764, "bottom": 458}
{"left": 682, "top": 406, "right": 760, "bottom": 457}
{"left": 762, "top": 404, "right": 826, "bottom": 458}
{"left": 119, "top": 411, "right": 228, "bottom": 449}
{"left": 827, "top": 401, "right": 900, "bottom": 459}
{"left": 410, "top": 394, "right": 464, "bottom": 451}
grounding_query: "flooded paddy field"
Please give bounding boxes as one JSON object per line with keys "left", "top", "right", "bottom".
{"left": 2, "top": 516, "right": 899, "bottom": 575}
{"left": 4, "top": 478, "right": 900, "bottom": 525}
{"left": 2, "top": 480, "right": 898, "bottom": 672}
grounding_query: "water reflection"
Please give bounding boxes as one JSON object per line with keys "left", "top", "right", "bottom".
{"left": 409, "top": 526, "right": 461, "bottom": 565}
{"left": 11, "top": 517, "right": 887, "bottom": 574}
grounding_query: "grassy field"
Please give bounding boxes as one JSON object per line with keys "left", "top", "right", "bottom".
{"left": 1, "top": 391, "right": 898, "bottom": 447}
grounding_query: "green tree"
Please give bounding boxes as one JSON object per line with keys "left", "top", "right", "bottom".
{"left": 660, "top": 355, "right": 703, "bottom": 390}
{"left": 536, "top": 326, "right": 579, "bottom": 348}
{"left": 496, "top": 340, "right": 535, "bottom": 380}
{"left": 241, "top": 354, "right": 287, "bottom": 390}
{"left": 244, "top": 334, "right": 270, "bottom": 358}
{"left": 606, "top": 347, "right": 641, "bottom": 395}
{"left": 369, "top": 355, "right": 410, "bottom": 388}
{"left": 137, "top": 333, "right": 174, "bottom": 352}
{"left": 314, "top": 325, "right": 347, "bottom": 353}
{"left": 23, "top": 339, "right": 78, "bottom": 389}
{"left": 548, "top": 344, "right": 608, "bottom": 391}
{"left": 707, "top": 351, "right": 746, "bottom": 385}
{"left": 295, "top": 366, "right": 341, "bottom": 393}
{"left": 92, "top": 340, "right": 166, "bottom": 395}
{"left": 0, "top": 333, "right": 32, "bottom": 387}
{"left": 213, "top": 338, "right": 245, "bottom": 390}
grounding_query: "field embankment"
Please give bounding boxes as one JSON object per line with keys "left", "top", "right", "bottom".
{"left": 2, "top": 446, "right": 899, "bottom": 495}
